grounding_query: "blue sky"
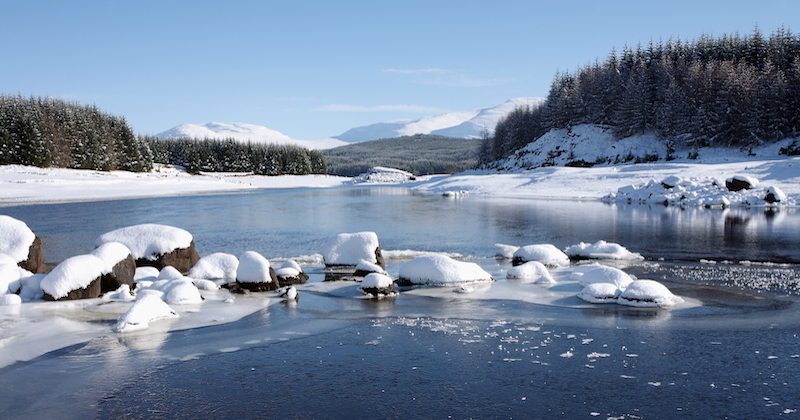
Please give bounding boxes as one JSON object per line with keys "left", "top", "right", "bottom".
{"left": 2, "top": 0, "right": 798, "bottom": 139}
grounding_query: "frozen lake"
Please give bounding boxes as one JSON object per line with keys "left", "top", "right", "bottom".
{"left": 1, "top": 186, "right": 799, "bottom": 419}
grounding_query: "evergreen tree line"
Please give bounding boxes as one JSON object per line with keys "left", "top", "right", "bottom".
{"left": 481, "top": 27, "right": 800, "bottom": 165}
{"left": 144, "top": 136, "right": 327, "bottom": 175}
{"left": 0, "top": 95, "right": 153, "bottom": 171}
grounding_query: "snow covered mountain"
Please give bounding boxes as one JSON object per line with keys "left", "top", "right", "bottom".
{"left": 156, "top": 97, "right": 544, "bottom": 149}
{"left": 333, "top": 97, "right": 545, "bottom": 142}
{"left": 156, "top": 122, "right": 347, "bottom": 150}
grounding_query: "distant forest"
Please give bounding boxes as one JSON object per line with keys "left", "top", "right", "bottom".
{"left": 482, "top": 27, "right": 800, "bottom": 165}
{"left": 0, "top": 95, "right": 326, "bottom": 175}
{"left": 323, "top": 134, "right": 480, "bottom": 176}
{"left": 145, "top": 136, "right": 326, "bottom": 175}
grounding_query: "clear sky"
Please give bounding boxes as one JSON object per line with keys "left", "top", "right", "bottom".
{"left": 2, "top": 0, "right": 798, "bottom": 139}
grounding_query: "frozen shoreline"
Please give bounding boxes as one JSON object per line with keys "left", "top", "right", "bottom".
{"left": 1, "top": 156, "right": 799, "bottom": 206}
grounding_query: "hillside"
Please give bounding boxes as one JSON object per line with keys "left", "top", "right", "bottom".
{"left": 333, "top": 97, "right": 544, "bottom": 143}
{"left": 322, "top": 134, "right": 481, "bottom": 176}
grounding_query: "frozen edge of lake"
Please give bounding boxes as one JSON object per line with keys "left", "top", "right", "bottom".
{"left": 1, "top": 157, "right": 800, "bottom": 205}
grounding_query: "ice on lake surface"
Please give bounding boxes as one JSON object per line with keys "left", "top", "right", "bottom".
{"left": 1, "top": 187, "right": 800, "bottom": 419}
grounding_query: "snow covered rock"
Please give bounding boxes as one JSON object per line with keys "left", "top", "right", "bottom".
{"left": 353, "top": 260, "right": 388, "bottom": 277}
{"left": 277, "top": 286, "right": 299, "bottom": 301}
{"left": 725, "top": 175, "right": 758, "bottom": 192}
{"left": 764, "top": 186, "right": 787, "bottom": 203}
{"left": 275, "top": 259, "right": 309, "bottom": 286}
{"left": 574, "top": 265, "right": 634, "bottom": 290}
{"left": 576, "top": 283, "right": 621, "bottom": 304}
{"left": 95, "top": 224, "right": 200, "bottom": 274}
{"left": 512, "top": 244, "right": 570, "bottom": 268}
{"left": 114, "top": 293, "right": 179, "bottom": 333}
{"left": 41, "top": 254, "right": 106, "bottom": 300}
{"left": 617, "top": 280, "right": 684, "bottom": 308}
{"left": 358, "top": 273, "right": 397, "bottom": 297}
{"left": 233, "top": 251, "right": 279, "bottom": 292}
{"left": 506, "top": 261, "right": 555, "bottom": 284}
{"left": 352, "top": 167, "right": 414, "bottom": 184}
{"left": 91, "top": 242, "right": 136, "bottom": 293}
{"left": 17, "top": 273, "right": 45, "bottom": 301}
{"left": 0, "top": 215, "right": 44, "bottom": 273}
{"left": 564, "top": 240, "right": 644, "bottom": 260}
{"left": 157, "top": 266, "right": 184, "bottom": 281}
{"left": 0, "top": 257, "right": 32, "bottom": 296}
{"left": 189, "top": 252, "right": 239, "bottom": 280}
{"left": 494, "top": 243, "right": 519, "bottom": 259}
{"left": 322, "top": 232, "right": 385, "bottom": 268}
{"left": 163, "top": 278, "right": 204, "bottom": 305}
{"left": 396, "top": 254, "right": 494, "bottom": 287}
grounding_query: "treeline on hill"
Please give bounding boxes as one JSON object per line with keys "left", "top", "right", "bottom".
{"left": 144, "top": 137, "right": 326, "bottom": 175}
{"left": 322, "top": 134, "right": 480, "bottom": 176}
{"left": 481, "top": 27, "right": 800, "bottom": 165}
{"left": 0, "top": 95, "right": 153, "bottom": 171}
{"left": 0, "top": 95, "right": 326, "bottom": 175}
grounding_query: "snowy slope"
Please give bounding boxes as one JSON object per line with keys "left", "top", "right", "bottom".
{"left": 156, "top": 122, "right": 346, "bottom": 150}
{"left": 334, "top": 97, "right": 545, "bottom": 142}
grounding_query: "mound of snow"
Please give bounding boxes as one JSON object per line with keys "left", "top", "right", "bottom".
{"left": 576, "top": 283, "right": 621, "bottom": 304}
{"left": 103, "top": 284, "right": 134, "bottom": 301}
{"left": 114, "top": 293, "right": 179, "bottom": 333}
{"left": 322, "top": 232, "right": 381, "bottom": 266}
{"left": 0, "top": 215, "right": 36, "bottom": 263}
{"left": 163, "top": 278, "right": 204, "bottom": 305}
{"left": 358, "top": 273, "right": 397, "bottom": 297}
{"left": 617, "top": 280, "right": 684, "bottom": 308}
{"left": 189, "top": 252, "right": 239, "bottom": 280}
{"left": 0, "top": 294, "right": 22, "bottom": 305}
{"left": 352, "top": 167, "right": 414, "bottom": 184}
{"left": 134, "top": 266, "right": 160, "bottom": 282}
{"left": 574, "top": 265, "right": 634, "bottom": 290}
{"left": 397, "top": 254, "right": 494, "bottom": 286}
{"left": 512, "top": 244, "right": 570, "bottom": 268}
{"left": 495, "top": 244, "right": 520, "bottom": 259}
{"left": 354, "top": 260, "right": 387, "bottom": 275}
{"left": 506, "top": 261, "right": 555, "bottom": 284}
{"left": 158, "top": 266, "right": 184, "bottom": 281}
{"left": 0, "top": 259, "right": 32, "bottom": 295}
{"left": 275, "top": 259, "right": 303, "bottom": 278}
{"left": 96, "top": 224, "right": 193, "bottom": 261}
{"left": 236, "top": 251, "right": 273, "bottom": 283}
{"left": 40, "top": 254, "right": 106, "bottom": 300}
{"left": 565, "top": 241, "right": 643, "bottom": 260}
{"left": 18, "top": 274, "right": 44, "bottom": 301}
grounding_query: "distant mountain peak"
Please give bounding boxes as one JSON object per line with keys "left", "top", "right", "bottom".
{"left": 156, "top": 122, "right": 346, "bottom": 150}
{"left": 333, "top": 97, "right": 545, "bottom": 143}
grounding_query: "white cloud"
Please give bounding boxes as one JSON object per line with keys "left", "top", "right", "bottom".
{"left": 315, "top": 104, "right": 448, "bottom": 113}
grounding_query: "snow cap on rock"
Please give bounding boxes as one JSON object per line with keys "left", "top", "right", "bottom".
{"left": 236, "top": 251, "right": 273, "bottom": 283}
{"left": 617, "top": 279, "right": 684, "bottom": 307}
{"left": 575, "top": 265, "right": 634, "bottom": 289}
{"left": 189, "top": 252, "right": 239, "bottom": 280}
{"left": 512, "top": 244, "right": 570, "bottom": 268}
{"left": 322, "top": 232, "right": 381, "bottom": 266}
{"left": 96, "top": 224, "right": 193, "bottom": 261}
{"left": 40, "top": 254, "right": 105, "bottom": 300}
{"left": 398, "top": 254, "right": 493, "bottom": 286}
{"left": 0, "top": 215, "right": 36, "bottom": 263}
{"left": 91, "top": 242, "right": 132, "bottom": 274}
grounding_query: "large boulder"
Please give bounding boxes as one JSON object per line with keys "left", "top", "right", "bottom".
{"left": 233, "top": 251, "right": 280, "bottom": 292}
{"left": 41, "top": 254, "right": 106, "bottom": 301}
{"left": 322, "top": 232, "right": 385, "bottom": 269}
{"left": 96, "top": 224, "right": 200, "bottom": 274}
{"left": 396, "top": 254, "right": 494, "bottom": 287}
{"left": 0, "top": 215, "right": 45, "bottom": 274}
{"left": 92, "top": 242, "right": 136, "bottom": 293}
{"left": 725, "top": 175, "right": 758, "bottom": 192}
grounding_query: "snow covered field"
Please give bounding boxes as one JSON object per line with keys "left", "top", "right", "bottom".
{"left": 1, "top": 155, "right": 799, "bottom": 205}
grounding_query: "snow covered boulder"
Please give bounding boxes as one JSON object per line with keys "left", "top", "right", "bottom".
{"left": 232, "top": 251, "right": 279, "bottom": 292}
{"left": 322, "top": 232, "right": 385, "bottom": 269}
{"left": 506, "top": 261, "right": 555, "bottom": 284}
{"left": 617, "top": 280, "right": 684, "bottom": 308}
{"left": 512, "top": 244, "right": 570, "bottom": 268}
{"left": 396, "top": 254, "right": 494, "bottom": 287}
{"left": 358, "top": 273, "right": 397, "bottom": 297}
{"left": 275, "top": 259, "right": 309, "bottom": 286}
{"left": 0, "top": 215, "right": 44, "bottom": 274}
{"left": 576, "top": 283, "right": 621, "bottom": 304}
{"left": 725, "top": 175, "right": 758, "bottom": 192}
{"left": 114, "top": 293, "right": 179, "bottom": 333}
{"left": 41, "top": 254, "right": 106, "bottom": 300}
{"left": 95, "top": 224, "right": 200, "bottom": 274}
{"left": 764, "top": 186, "right": 787, "bottom": 203}
{"left": 564, "top": 240, "right": 644, "bottom": 260}
{"left": 189, "top": 252, "right": 239, "bottom": 280}
{"left": 353, "top": 260, "right": 388, "bottom": 277}
{"left": 574, "top": 265, "right": 634, "bottom": 290}
{"left": 91, "top": 242, "right": 136, "bottom": 293}
{"left": 352, "top": 167, "right": 414, "bottom": 184}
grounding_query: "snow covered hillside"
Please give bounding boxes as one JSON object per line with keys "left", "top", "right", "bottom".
{"left": 495, "top": 124, "right": 800, "bottom": 171}
{"left": 156, "top": 122, "right": 346, "bottom": 150}
{"left": 334, "top": 97, "right": 545, "bottom": 142}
